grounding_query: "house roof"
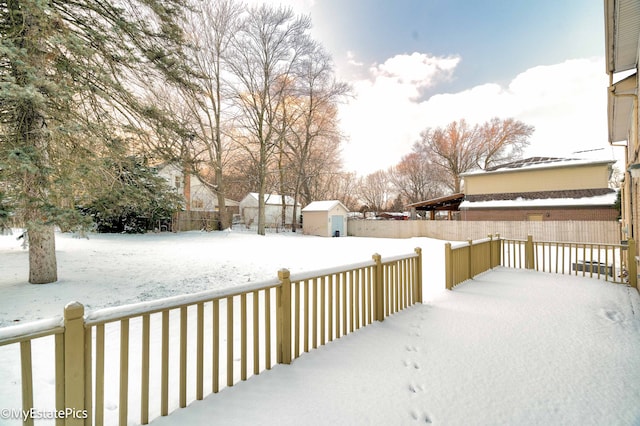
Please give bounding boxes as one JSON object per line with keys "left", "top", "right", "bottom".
{"left": 246, "top": 193, "right": 299, "bottom": 206}
{"left": 301, "top": 200, "right": 349, "bottom": 212}
{"left": 461, "top": 157, "right": 615, "bottom": 177}
{"left": 608, "top": 71, "right": 637, "bottom": 143}
{"left": 460, "top": 188, "right": 618, "bottom": 209}
{"left": 605, "top": 0, "right": 640, "bottom": 145}
{"left": 605, "top": 0, "right": 640, "bottom": 75}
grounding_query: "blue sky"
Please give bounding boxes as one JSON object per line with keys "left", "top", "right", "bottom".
{"left": 311, "top": 0, "right": 603, "bottom": 91}
{"left": 250, "top": 0, "right": 616, "bottom": 175}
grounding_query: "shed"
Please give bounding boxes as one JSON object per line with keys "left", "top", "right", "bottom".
{"left": 302, "top": 200, "right": 350, "bottom": 237}
{"left": 239, "top": 193, "right": 300, "bottom": 228}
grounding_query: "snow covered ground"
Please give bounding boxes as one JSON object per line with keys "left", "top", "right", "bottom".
{"left": 0, "top": 230, "right": 639, "bottom": 425}
{"left": 0, "top": 229, "right": 445, "bottom": 327}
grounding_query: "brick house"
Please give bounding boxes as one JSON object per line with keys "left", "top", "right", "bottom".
{"left": 459, "top": 157, "right": 618, "bottom": 221}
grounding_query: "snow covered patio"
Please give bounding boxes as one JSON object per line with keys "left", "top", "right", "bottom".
{"left": 149, "top": 268, "right": 640, "bottom": 426}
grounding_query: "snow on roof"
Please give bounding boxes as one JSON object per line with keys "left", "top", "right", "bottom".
{"left": 248, "top": 192, "right": 299, "bottom": 206}
{"left": 461, "top": 157, "right": 615, "bottom": 177}
{"left": 301, "top": 200, "right": 348, "bottom": 212}
{"left": 459, "top": 191, "right": 618, "bottom": 209}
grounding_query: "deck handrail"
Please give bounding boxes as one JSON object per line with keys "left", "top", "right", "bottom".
{"left": 445, "top": 235, "right": 637, "bottom": 289}
{"left": 1, "top": 248, "right": 423, "bottom": 426}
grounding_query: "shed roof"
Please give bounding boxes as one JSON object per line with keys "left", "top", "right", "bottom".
{"left": 302, "top": 200, "right": 349, "bottom": 212}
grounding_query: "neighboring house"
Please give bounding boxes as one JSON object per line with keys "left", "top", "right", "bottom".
{"left": 239, "top": 193, "right": 301, "bottom": 228}
{"left": 605, "top": 2, "right": 640, "bottom": 246}
{"left": 301, "top": 200, "right": 350, "bottom": 237}
{"left": 156, "top": 163, "right": 239, "bottom": 213}
{"left": 459, "top": 157, "right": 618, "bottom": 221}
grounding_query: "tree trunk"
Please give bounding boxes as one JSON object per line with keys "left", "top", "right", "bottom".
{"left": 28, "top": 225, "right": 57, "bottom": 284}
{"left": 217, "top": 194, "right": 229, "bottom": 230}
{"left": 257, "top": 162, "right": 267, "bottom": 236}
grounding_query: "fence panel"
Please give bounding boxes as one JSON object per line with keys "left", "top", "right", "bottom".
{"left": 348, "top": 219, "right": 621, "bottom": 243}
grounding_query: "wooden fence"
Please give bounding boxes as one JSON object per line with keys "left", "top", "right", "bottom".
{"left": 445, "top": 235, "right": 638, "bottom": 289}
{"left": 0, "top": 249, "right": 422, "bottom": 426}
{"left": 348, "top": 219, "right": 622, "bottom": 244}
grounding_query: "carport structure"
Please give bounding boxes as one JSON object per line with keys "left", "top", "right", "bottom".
{"left": 406, "top": 193, "right": 464, "bottom": 220}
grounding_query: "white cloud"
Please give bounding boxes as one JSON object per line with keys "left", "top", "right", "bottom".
{"left": 340, "top": 56, "right": 616, "bottom": 176}
{"left": 339, "top": 52, "right": 463, "bottom": 175}
{"left": 346, "top": 51, "right": 364, "bottom": 67}
{"left": 371, "top": 52, "right": 460, "bottom": 91}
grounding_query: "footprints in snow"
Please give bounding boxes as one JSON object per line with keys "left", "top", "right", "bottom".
{"left": 405, "top": 318, "right": 432, "bottom": 423}
{"left": 403, "top": 359, "right": 421, "bottom": 370}
{"left": 410, "top": 409, "right": 433, "bottom": 424}
{"left": 599, "top": 308, "right": 624, "bottom": 323}
{"left": 408, "top": 383, "right": 425, "bottom": 394}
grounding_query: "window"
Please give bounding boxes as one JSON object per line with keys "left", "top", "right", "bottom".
{"left": 174, "top": 176, "right": 181, "bottom": 191}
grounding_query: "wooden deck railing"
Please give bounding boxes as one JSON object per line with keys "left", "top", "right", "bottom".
{"left": 0, "top": 248, "right": 422, "bottom": 426}
{"left": 445, "top": 235, "right": 638, "bottom": 289}
{"left": 444, "top": 236, "right": 502, "bottom": 289}
{"left": 501, "top": 236, "right": 636, "bottom": 286}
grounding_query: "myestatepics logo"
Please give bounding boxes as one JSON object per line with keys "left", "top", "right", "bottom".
{"left": 0, "top": 408, "right": 88, "bottom": 421}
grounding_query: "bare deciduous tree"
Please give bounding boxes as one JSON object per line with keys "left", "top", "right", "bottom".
{"left": 417, "top": 118, "right": 534, "bottom": 193}
{"left": 179, "top": 0, "right": 243, "bottom": 229}
{"left": 389, "top": 151, "right": 445, "bottom": 205}
{"left": 476, "top": 117, "right": 534, "bottom": 170}
{"left": 357, "top": 170, "right": 392, "bottom": 214}
{"left": 270, "top": 45, "right": 349, "bottom": 228}
{"left": 228, "top": 5, "right": 313, "bottom": 235}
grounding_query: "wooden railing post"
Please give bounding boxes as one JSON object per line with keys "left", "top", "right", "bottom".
{"left": 467, "top": 239, "right": 473, "bottom": 279}
{"left": 414, "top": 248, "right": 423, "bottom": 303}
{"left": 488, "top": 234, "right": 493, "bottom": 269}
{"left": 628, "top": 238, "right": 637, "bottom": 288}
{"left": 495, "top": 233, "right": 502, "bottom": 267}
{"left": 525, "top": 235, "right": 534, "bottom": 269}
{"left": 277, "top": 269, "right": 292, "bottom": 364}
{"left": 19, "top": 341, "right": 34, "bottom": 426}
{"left": 372, "top": 254, "right": 384, "bottom": 321}
{"left": 445, "top": 243, "right": 453, "bottom": 290}
{"left": 64, "top": 302, "right": 86, "bottom": 426}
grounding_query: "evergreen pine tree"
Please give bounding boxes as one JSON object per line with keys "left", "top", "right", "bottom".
{"left": 83, "top": 157, "right": 182, "bottom": 234}
{"left": 1, "top": 0, "right": 191, "bottom": 283}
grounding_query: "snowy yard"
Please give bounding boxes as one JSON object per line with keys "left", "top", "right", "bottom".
{"left": 0, "top": 230, "right": 639, "bottom": 425}
{"left": 0, "top": 230, "right": 445, "bottom": 327}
